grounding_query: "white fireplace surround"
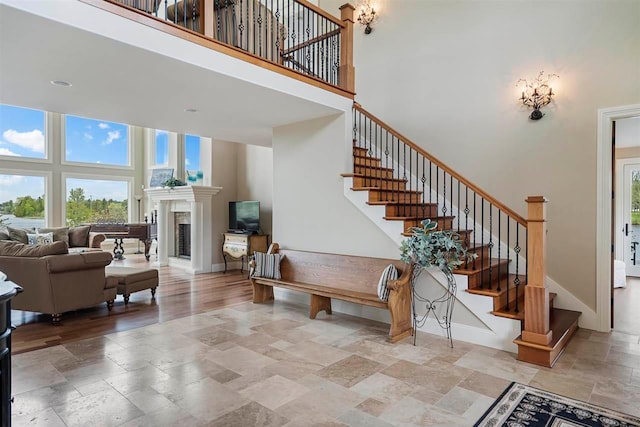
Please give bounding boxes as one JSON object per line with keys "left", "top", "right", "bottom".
{"left": 145, "top": 186, "right": 222, "bottom": 274}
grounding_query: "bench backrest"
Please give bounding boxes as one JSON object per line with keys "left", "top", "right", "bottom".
{"left": 276, "top": 248, "right": 406, "bottom": 296}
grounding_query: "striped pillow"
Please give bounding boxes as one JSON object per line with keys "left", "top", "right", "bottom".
{"left": 377, "top": 264, "right": 398, "bottom": 302}
{"left": 252, "top": 252, "right": 285, "bottom": 280}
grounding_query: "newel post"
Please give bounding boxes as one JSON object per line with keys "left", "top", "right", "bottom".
{"left": 523, "top": 196, "right": 552, "bottom": 345}
{"left": 339, "top": 3, "right": 356, "bottom": 93}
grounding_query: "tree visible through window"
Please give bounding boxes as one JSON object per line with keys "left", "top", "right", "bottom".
{"left": 0, "top": 174, "right": 46, "bottom": 228}
{"left": 65, "top": 178, "right": 128, "bottom": 226}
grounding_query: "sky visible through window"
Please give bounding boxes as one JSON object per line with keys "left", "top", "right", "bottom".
{"left": 156, "top": 130, "right": 168, "bottom": 165}
{"left": 65, "top": 115, "right": 129, "bottom": 166}
{"left": 0, "top": 104, "right": 45, "bottom": 159}
{"left": 186, "top": 134, "right": 200, "bottom": 172}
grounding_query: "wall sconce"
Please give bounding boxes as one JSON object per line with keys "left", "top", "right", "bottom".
{"left": 516, "top": 71, "right": 559, "bottom": 120}
{"left": 357, "top": 0, "right": 377, "bottom": 34}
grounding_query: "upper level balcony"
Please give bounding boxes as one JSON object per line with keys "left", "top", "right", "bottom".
{"left": 0, "top": 0, "right": 355, "bottom": 145}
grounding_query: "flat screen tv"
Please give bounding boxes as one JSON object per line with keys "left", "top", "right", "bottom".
{"left": 229, "top": 201, "right": 260, "bottom": 233}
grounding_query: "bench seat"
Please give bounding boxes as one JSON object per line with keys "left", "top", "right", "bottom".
{"left": 250, "top": 243, "right": 413, "bottom": 343}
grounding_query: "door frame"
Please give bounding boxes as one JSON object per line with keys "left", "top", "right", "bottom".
{"left": 596, "top": 103, "right": 640, "bottom": 332}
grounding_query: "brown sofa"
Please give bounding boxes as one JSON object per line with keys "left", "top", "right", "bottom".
{"left": 0, "top": 225, "right": 105, "bottom": 251}
{"left": 0, "top": 241, "right": 117, "bottom": 324}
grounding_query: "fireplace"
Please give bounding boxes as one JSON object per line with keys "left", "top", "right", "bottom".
{"left": 145, "top": 186, "right": 222, "bottom": 274}
{"left": 174, "top": 213, "right": 191, "bottom": 259}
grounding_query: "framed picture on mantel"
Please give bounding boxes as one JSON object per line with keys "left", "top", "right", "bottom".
{"left": 150, "top": 168, "right": 174, "bottom": 188}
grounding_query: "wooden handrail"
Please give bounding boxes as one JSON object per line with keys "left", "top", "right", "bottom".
{"left": 294, "top": 0, "right": 345, "bottom": 28}
{"left": 281, "top": 28, "right": 341, "bottom": 56}
{"left": 353, "top": 103, "right": 528, "bottom": 226}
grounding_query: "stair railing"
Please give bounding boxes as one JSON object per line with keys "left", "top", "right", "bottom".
{"left": 352, "top": 103, "right": 530, "bottom": 313}
{"left": 105, "top": 0, "right": 355, "bottom": 91}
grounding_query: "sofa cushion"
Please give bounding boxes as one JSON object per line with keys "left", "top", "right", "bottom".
{"left": 0, "top": 229, "right": 9, "bottom": 241}
{"left": 7, "top": 226, "right": 34, "bottom": 244}
{"left": 0, "top": 240, "right": 68, "bottom": 257}
{"left": 38, "top": 227, "right": 70, "bottom": 245}
{"left": 69, "top": 226, "right": 90, "bottom": 248}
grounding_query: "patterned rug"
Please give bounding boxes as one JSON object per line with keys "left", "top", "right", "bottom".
{"left": 474, "top": 382, "right": 640, "bottom": 427}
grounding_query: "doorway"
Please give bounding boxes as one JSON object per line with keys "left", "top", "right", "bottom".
{"left": 612, "top": 116, "right": 640, "bottom": 335}
{"left": 596, "top": 104, "right": 640, "bottom": 333}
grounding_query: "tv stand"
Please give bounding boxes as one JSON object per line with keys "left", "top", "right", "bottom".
{"left": 222, "top": 233, "right": 269, "bottom": 275}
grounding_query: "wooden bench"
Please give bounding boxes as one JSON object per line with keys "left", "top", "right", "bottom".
{"left": 249, "top": 243, "right": 414, "bottom": 343}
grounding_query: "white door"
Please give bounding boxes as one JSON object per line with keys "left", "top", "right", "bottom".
{"left": 621, "top": 162, "right": 640, "bottom": 276}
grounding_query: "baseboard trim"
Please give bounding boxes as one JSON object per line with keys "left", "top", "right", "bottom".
{"left": 212, "top": 261, "right": 243, "bottom": 273}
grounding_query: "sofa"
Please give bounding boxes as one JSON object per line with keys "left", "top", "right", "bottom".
{"left": 0, "top": 225, "right": 106, "bottom": 251}
{"left": 0, "top": 240, "right": 117, "bottom": 324}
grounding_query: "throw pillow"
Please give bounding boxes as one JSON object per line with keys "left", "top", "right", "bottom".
{"left": 27, "top": 232, "right": 54, "bottom": 245}
{"left": 377, "top": 264, "right": 398, "bottom": 302}
{"left": 251, "top": 252, "right": 285, "bottom": 280}
{"left": 37, "top": 227, "right": 70, "bottom": 245}
{"left": 7, "top": 226, "right": 33, "bottom": 244}
{"left": 68, "top": 225, "right": 91, "bottom": 248}
{"left": 0, "top": 229, "right": 9, "bottom": 241}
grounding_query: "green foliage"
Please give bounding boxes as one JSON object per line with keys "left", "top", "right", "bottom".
{"left": 162, "top": 177, "right": 186, "bottom": 189}
{"left": 400, "top": 219, "right": 476, "bottom": 273}
{"left": 11, "top": 196, "right": 44, "bottom": 218}
{"left": 65, "top": 188, "right": 127, "bottom": 226}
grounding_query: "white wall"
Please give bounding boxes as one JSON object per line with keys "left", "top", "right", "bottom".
{"left": 236, "top": 144, "right": 274, "bottom": 236}
{"left": 319, "top": 0, "right": 640, "bottom": 310}
{"left": 210, "top": 140, "right": 239, "bottom": 266}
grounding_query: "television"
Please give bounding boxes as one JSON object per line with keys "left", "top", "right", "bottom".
{"left": 228, "top": 201, "right": 260, "bottom": 233}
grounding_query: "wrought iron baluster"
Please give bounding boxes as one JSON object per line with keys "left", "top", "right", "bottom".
{"left": 489, "top": 204, "right": 494, "bottom": 291}
{"left": 506, "top": 218, "right": 510, "bottom": 311}
{"left": 514, "top": 227, "right": 521, "bottom": 313}
{"left": 473, "top": 192, "right": 477, "bottom": 270}
{"left": 421, "top": 157, "right": 426, "bottom": 220}
{"left": 497, "top": 210, "right": 501, "bottom": 292}
{"left": 481, "top": 198, "right": 484, "bottom": 288}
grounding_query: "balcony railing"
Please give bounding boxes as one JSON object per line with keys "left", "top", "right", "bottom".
{"left": 104, "top": 0, "right": 355, "bottom": 94}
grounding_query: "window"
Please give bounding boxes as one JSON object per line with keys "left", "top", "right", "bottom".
{"left": 185, "top": 134, "right": 201, "bottom": 172}
{"left": 0, "top": 104, "right": 46, "bottom": 159}
{"left": 65, "top": 177, "right": 129, "bottom": 226}
{"left": 155, "top": 130, "right": 169, "bottom": 165}
{"left": 0, "top": 174, "right": 46, "bottom": 228}
{"left": 65, "top": 115, "right": 129, "bottom": 166}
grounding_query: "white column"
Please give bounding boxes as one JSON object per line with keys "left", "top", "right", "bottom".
{"left": 156, "top": 200, "right": 171, "bottom": 267}
{"left": 190, "top": 201, "right": 204, "bottom": 273}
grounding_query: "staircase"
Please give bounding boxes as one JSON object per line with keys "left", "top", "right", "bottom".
{"left": 343, "top": 103, "right": 580, "bottom": 368}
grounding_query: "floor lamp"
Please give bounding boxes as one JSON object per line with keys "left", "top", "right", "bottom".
{"left": 134, "top": 196, "right": 143, "bottom": 254}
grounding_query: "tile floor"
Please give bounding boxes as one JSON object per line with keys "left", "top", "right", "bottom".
{"left": 11, "top": 300, "right": 640, "bottom": 426}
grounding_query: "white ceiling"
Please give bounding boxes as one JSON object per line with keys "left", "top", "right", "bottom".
{"left": 617, "top": 116, "right": 640, "bottom": 148}
{"left": 0, "top": 2, "right": 345, "bottom": 146}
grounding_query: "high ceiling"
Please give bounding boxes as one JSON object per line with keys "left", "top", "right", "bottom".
{"left": 0, "top": 1, "right": 347, "bottom": 146}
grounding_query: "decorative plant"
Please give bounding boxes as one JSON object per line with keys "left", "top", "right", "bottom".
{"left": 162, "top": 177, "right": 186, "bottom": 189}
{"left": 400, "top": 219, "right": 476, "bottom": 274}
{"left": 400, "top": 219, "right": 477, "bottom": 347}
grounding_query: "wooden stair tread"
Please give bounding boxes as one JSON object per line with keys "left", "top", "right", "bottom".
{"left": 514, "top": 308, "right": 581, "bottom": 367}
{"left": 453, "top": 258, "right": 510, "bottom": 275}
{"left": 466, "top": 274, "right": 526, "bottom": 297}
{"left": 342, "top": 173, "right": 407, "bottom": 183}
{"left": 490, "top": 292, "right": 558, "bottom": 321}
{"left": 383, "top": 215, "right": 455, "bottom": 221}
{"left": 352, "top": 187, "right": 422, "bottom": 194}
{"left": 401, "top": 228, "right": 473, "bottom": 237}
{"left": 514, "top": 308, "right": 580, "bottom": 351}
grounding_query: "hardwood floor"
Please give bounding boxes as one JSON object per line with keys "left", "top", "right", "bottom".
{"left": 11, "top": 254, "right": 253, "bottom": 354}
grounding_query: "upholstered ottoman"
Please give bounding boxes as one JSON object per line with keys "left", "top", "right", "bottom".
{"left": 105, "top": 266, "right": 159, "bottom": 304}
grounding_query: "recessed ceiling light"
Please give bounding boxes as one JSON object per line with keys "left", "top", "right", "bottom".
{"left": 184, "top": 108, "right": 198, "bottom": 113}
{"left": 50, "top": 80, "right": 72, "bottom": 87}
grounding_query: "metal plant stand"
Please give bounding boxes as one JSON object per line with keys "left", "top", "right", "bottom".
{"left": 410, "top": 267, "right": 457, "bottom": 348}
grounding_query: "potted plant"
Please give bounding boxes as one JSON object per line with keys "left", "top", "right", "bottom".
{"left": 399, "top": 219, "right": 476, "bottom": 346}
{"left": 162, "top": 177, "right": 186, "bottom": 189}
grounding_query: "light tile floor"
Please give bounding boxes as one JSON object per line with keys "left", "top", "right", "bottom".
{"left": 12, "top": 300, "right": 640, "bottom": 426}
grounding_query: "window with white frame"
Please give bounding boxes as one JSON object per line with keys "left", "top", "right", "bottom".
{"left": 65, "top": 177, "right": 129, "bottom": 226}
{"left": 0, "top": 173, "right": 46, "bottom": 228}
{"left": 0, "top": 104, "right": 47, "bottom": 160}
{"left": 64, "top": 115, "right": 130, "bottom": 166}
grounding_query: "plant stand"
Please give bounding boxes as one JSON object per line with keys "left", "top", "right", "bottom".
{"left": 410, "top": 267, "right": 457, "bottom": 348}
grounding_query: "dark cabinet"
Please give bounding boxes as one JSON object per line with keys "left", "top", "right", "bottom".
{"left": 0, "top": 281, "right": 22, "bottom": 427}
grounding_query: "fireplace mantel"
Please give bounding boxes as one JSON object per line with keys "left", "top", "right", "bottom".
{"left": 146, "top": 185, "right": 222, "bottom": 274}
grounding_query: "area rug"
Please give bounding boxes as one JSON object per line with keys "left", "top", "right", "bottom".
{"left": 474, "top": 382, "right": 640, "bottom": 427}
